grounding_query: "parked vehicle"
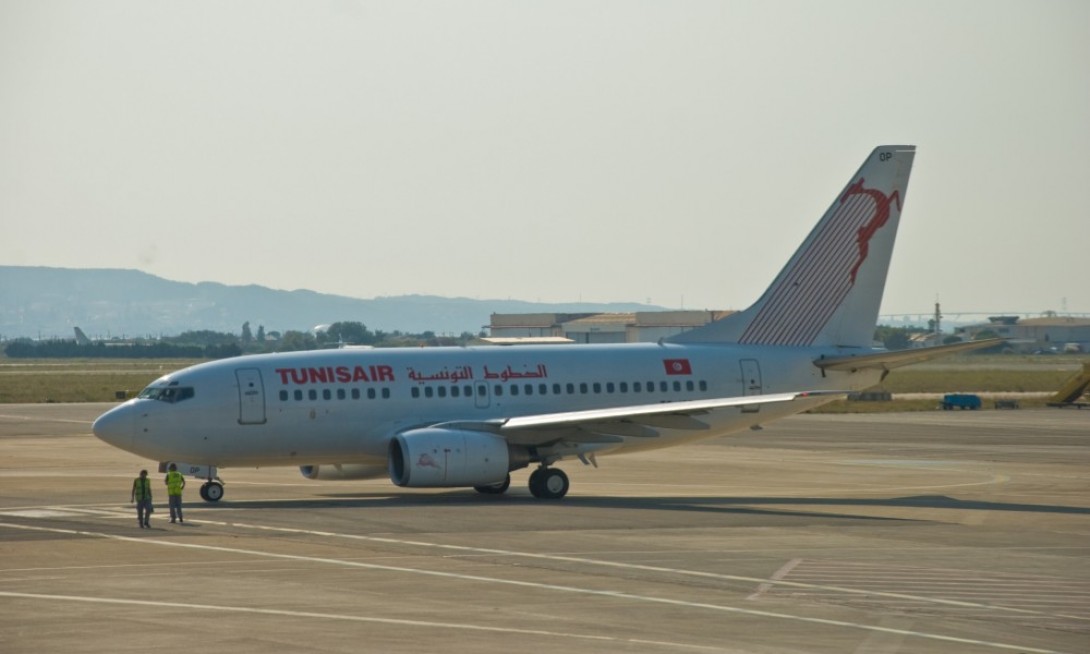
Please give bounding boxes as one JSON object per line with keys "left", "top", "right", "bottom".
{"left": 942, "top": 393, "right": 981, "bottom": 410}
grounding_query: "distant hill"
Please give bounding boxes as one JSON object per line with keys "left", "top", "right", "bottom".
{"left": 0, "top": 266, "right": 667, "bottom": 339}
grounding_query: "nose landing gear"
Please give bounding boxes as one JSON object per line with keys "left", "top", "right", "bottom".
{"left": 199, "top": 480, "right": 225, "bottom": 502}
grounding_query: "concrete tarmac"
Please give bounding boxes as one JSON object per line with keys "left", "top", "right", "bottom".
{"left": 1, "top": 403, "right": 1087, "bottom": 653}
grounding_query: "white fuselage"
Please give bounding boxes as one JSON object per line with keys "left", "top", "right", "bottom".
{"left": 92, "top": 342, "right": 879, "bottom": 472}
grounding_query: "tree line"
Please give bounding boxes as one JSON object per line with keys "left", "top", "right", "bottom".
{"left": 2, "top": 321, "right": 482, "bottom": 359}
{"left": 6, "top": 322, "right": 971, "bottom": 360}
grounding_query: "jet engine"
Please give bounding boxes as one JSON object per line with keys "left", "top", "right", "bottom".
{"left": 388, "top": 428, "right": 530, "bottom": 487}
{"left": 299, "top": 463, "right": 389, "bottom": 480}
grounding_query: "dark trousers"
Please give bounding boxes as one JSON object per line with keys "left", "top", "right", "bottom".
{"left": 168, "top": 495, "right": 183, "bottom": 521}
{"left": 136, "top": 499, "right": 152, "bottom": 526}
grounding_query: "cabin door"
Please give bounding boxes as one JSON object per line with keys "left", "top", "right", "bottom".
{"left": 235, "top": 368, "right": 267, "bottom": 424}
{"left": 739, "top": 359, "right": 763, "bottom": 414}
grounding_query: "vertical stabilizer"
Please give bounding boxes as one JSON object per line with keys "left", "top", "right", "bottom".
{"left": 669, "top": 145, "right": 915, "bottom": 348}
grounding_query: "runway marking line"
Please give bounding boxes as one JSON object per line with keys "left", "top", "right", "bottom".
{"left": 29, "top": 505, "right": 1090, "bottom": 623}
{"left": 25, "top": 505, "right": 1090, "bottom": 624}
{"left": 193, "top": 514, "right": 1089, "bottom": 622}
{"left": 0, "top": 520, "right": 1070, "bottom": 654}
{"left": 0, "top": 590, "right": 730, "bottom": 652}
{"left": 746, "top": 557, "right": 802, "bottom": 601}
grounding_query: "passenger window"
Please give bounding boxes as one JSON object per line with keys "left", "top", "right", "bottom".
{"left": 424, "top": 387, "right": 434, "bottom": 398}
{"left": 672, "top": 381, "right": 681, "bottom": 392}
{"left": 579, "top": 383, "right": 588, "bottom": 394}
{"left": 411, "top": 387, "right": 420, "bottom": 398}
{"left": 592, "top": 383, "right": 601, "bottom": 394}
{"left": 606, "top": 382, "right": 615, "bottom": 393}
{"left": 566, "top": 383, "right": 575, "bottom": 394}
{"left": 634, "top": 382, "right": 642, "bottom": 392}
{"left": 337, "top": 388, "right": 346, "bottom": 400}
{"left": 540, "top": 384, "right": 549, "bottom": 395}
{"left": 510, "top": 385, "right": 519, "bottom": 396}
{"left": 438, "top": 387, "right": 447, "bottom": 398}
{"left": 351, "top": 388, "right": 360, "bottom": 399}
{"left": 279, "top": 390, "right": 288, "bottom": 401}
{"left": 494, "top": 385, "right": 504, "bottom": 397}
{"left": 294, "top": 390, "right": 303, "bottom": 401}
{"left": 323, "top": 389, "right": 332, "bottom": 400}
{"left": 699, "top": 381, "right": 707, "bottom": 391}
{"left": 308, "top": 389, "right": 318, "bottom": 400}
{"left": 619, "top": 382, "right": 628, "bottom": 393}
{"left": 451, "top": 386, "right": 460, "bottom": 398}
{"left": 524, "top": 384, "right": 533, "bottom": 396}
{"left": 368, "top": 388, "right": 377, "bottom": 399}
{"left": 382, "top": 388, "right": 390, "bottom": 399}
{"left": 659, "top": 382, "right": 668, "bottom": 392}
{"left": 686, "top": 381, "right": 694, "bottom": 392}
{"left": 552, "top": 384, "right": 561, "bottom": 395}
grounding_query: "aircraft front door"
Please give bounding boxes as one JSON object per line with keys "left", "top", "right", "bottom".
{"left": 740, "top": 359, "right": 763, "bottom": 413}
{"left": 235, "top": 368, "right": 266, "bottom": 424}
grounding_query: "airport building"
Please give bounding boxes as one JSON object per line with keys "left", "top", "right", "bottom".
{"left": 487, "top": 311, "right": 733, "bottom": 344}
{"left": 955, "top": 315, "right": 1090, "bottom": 352}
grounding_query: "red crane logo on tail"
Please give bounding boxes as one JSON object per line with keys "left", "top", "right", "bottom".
{"left": 737, "top": 171, "right": 904, "bottom": 347}
{"left": 842, "top": 178, "right": 902, "bottom": 284}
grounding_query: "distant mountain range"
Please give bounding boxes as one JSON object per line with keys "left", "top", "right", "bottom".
{"left": 0, "top": 266, "right": 666, "bottom": 339}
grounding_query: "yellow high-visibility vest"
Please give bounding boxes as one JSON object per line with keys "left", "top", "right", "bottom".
{"left": 166, "top": 471, "right": 185, "bottom": 496}
{"left": 133, "top": 477, "right": 152, "bottom": 500}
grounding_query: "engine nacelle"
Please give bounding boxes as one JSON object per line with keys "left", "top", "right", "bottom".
{"left": 389, "top": 428, "right": 528, "bottom": 487}
{"left": 299, "top": 463, "right": 388, "bottom": 481}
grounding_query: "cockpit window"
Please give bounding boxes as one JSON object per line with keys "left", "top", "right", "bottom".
{"left": 138, "top": 386, "right": 195, "bottom": 403}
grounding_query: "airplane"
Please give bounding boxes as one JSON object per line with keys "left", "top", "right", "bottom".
{"left": 92, "top": 145, "right": 997, "bottom": 502}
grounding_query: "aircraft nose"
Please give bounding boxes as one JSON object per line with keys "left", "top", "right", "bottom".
{"left": 92, "top": 404, "right": 135, "bottom": 450}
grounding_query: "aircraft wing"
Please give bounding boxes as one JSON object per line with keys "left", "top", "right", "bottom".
{"left": 813, "top": 338, "right": 1004, "bottom": 372}
{"left": 435, "top": 390, "right": 847, "bottom": 446}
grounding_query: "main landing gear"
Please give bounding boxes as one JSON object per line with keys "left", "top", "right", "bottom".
{"left": 528, "top": 466, "right": 569, "bottom": 499}
{"left": 471, "top": 467, "right": 570, "bottom": 499}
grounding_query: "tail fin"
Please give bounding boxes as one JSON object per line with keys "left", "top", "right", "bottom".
{"left": 668, "top": 145, "right": 915, "bottom": 348}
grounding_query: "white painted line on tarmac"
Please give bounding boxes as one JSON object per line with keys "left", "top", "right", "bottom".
{"left": 0, "top": 509, "right": 85, "bottom": 518}
{"left": 746, "top": 557, "right": 801, "bottom": 601}
{"left": 0, "top": 590, "right": 726, "bottom": 652}
{"left": 200, "top": 517, "right": 1089, "bottom": 622}
{"left": 0, "top": 521, "right": 1070, "bottom": 654}
{"left": 13, "top": 505, "right": 1090, "bottom": 623}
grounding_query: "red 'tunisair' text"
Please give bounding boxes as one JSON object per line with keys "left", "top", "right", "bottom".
{"left": 275, "top": 365, "right": 395, "bottom": 385}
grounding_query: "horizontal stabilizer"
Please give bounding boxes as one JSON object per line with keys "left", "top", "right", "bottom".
{"left": 814, "top": 339, "right": 1004, "bottom": 372}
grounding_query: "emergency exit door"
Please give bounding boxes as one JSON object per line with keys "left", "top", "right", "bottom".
{"left": 235, "top": 368, "right": 266, "bottom": 424}
{"left": 740, "top": 359, "right": 763, "bottom": 413}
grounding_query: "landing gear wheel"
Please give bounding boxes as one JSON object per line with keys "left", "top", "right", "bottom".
{"left": 199, "top": 481, "right": 224, "bottom": 502}
{"left": 528, "top": 468, "right": 569, "bottom": 499}
{"left": 474, "top": 474, "right": 511, "bottom": 495}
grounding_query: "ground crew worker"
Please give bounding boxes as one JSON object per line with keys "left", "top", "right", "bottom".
{"left": 131, "top": 469, "right": 153, "bottom": 528}
{"left": 164, "top": 463, "right": 185, "bottom": 523}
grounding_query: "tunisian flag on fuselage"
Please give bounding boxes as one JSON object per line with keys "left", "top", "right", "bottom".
{"left": 663, "top": 359, "right": 692, "bottom": 375}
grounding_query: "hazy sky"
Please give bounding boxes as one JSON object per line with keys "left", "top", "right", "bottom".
{"left": 3, "top": 1, "right": 1087, "bottom": 319}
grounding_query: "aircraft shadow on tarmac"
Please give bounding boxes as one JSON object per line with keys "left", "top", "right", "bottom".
{"left": 190, "top": 492, "right": 1090, "bottom": 521}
